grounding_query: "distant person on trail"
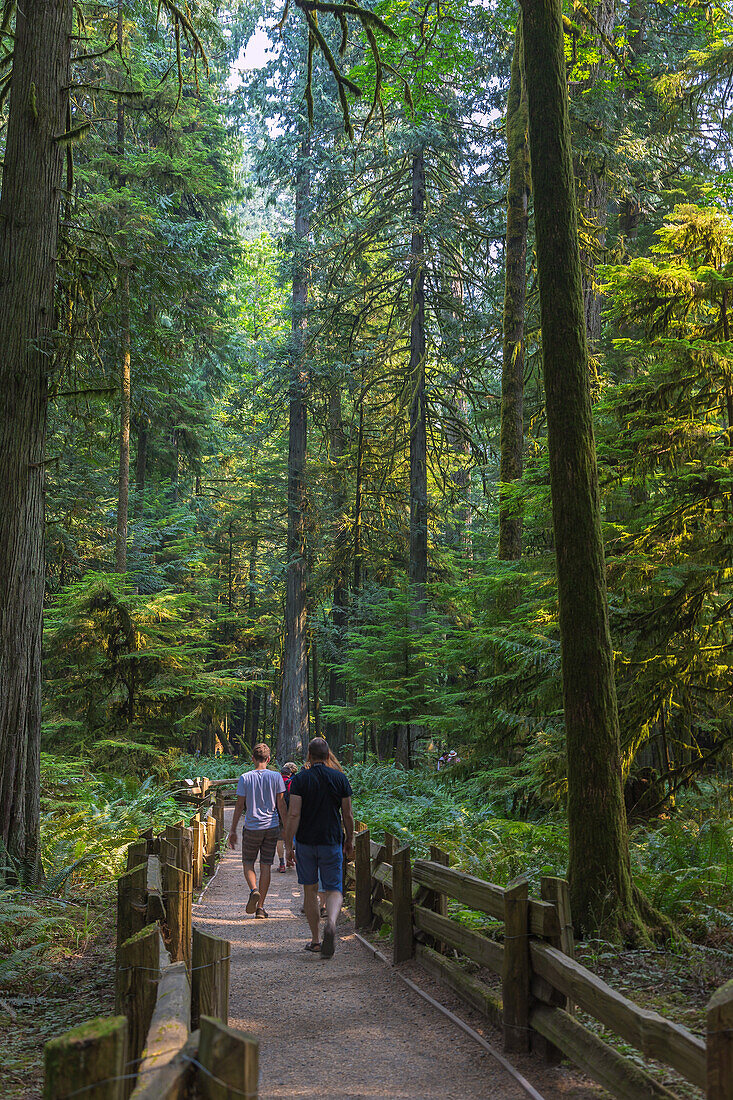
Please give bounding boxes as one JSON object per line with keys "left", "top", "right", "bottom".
{"left": 276, "top": 761, "right": 298, "bottom": 873}
{"left": 228, "top": 743, "right": 287, "bottom": 920}
{"left": 283, "top": 736, "right": 354, "bottom": 958}
{"left": 437, "top": 750, "right": 460, "bottom": 771}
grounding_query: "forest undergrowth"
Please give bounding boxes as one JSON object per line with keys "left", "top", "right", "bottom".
{"left": 2, "top": 750, "right": 730, "bottom": 1097}
{"left": 0, "top": 754, "right": 186, "bottom": 1099}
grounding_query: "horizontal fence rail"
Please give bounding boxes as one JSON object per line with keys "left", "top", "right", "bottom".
{"left": 346, "top": 823, "right": 732, "bottom": 1100}
{"left": 44, "top": 786, "right": 259, "bottom": 1100}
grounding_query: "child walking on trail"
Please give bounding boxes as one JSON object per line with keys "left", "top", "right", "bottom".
{"left": 227, "top": 743, "right": 287, "bottom": 919}
{"left": 276, "top": 762, "right": 298, "bottom": 872}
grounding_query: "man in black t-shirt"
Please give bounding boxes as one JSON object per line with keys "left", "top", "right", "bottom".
{"left": 283, "top": 737, "right": 354, "bottom": 959}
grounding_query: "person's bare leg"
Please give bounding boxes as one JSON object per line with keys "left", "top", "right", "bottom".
{"left": 323, "top": 889, "right": 342, "bottom": 928}
{"left": 243, "top": 863, "right": 258, "bottom": 892}
{"left": 320, "top": 889, "right": 342, "bottom": 957}
{"left": 258, "top": 862, "right": 272, "bottom": 905}
{"left": 303, "top": 882, "right": 320, "bottom": 944}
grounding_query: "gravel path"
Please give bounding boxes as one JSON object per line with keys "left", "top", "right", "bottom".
{"left": 193, "top": 812, "right": 605, "bottom": 1100}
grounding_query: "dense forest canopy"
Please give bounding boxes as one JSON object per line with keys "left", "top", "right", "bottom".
{"left": 1, "top": 0, "right": 733, "bottom": 937}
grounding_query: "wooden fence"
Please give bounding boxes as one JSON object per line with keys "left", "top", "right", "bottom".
{"left": 44, "top": 793, "right": 259, "bottom": 1099}
{"left": 348, "top": 822, "right": 733, "bottom": 1100}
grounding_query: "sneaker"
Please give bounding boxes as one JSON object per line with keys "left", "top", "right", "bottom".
{"left": 277, "top": 861, "right": 287, "bottom": 873}
{"left": 245, "top": 889, "right": 260, "bottom": 914}
{"left": 255, "top": 907, "right": 268, "bottom": 919}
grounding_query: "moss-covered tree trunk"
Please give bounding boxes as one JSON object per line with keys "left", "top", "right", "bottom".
{"left": 519, "top": 0, "right": 640, "bottom": 935}
{"left": 0, "top": 0, "right": 72, "bottom": 880}
{"left": 499, "top": 22, "right": 530, "bottom": 563}
{"left": 114, "top": 0, "right": 130, "bottom": 574}
{"left": 277, "top": 132, "right": 310, "bottom": 764}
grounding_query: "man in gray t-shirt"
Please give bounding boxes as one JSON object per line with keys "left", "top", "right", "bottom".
{"left": 228, "top": 743, "right": 286, "bottom": 919}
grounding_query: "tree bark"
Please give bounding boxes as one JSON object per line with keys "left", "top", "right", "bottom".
{"left": 114, "top": 0, "right": 130, "bottom": 574}
{"left": 277, "top": 131, "right": 311, "bottom": 764}
{"left": 520, "top": 0, "right": 639, "bottom": 935}
{"left": 0, "top": 0, "right": 72, "bottom": 879}
{"left": 409, "top": 148, "right": 428, "bottom": 616}
{"left": 405, "top": 149, "right": 428, "bottom": 769}
{"left": 573, "top": 0, "right": 615, "bottom": 349}
{"left": 499, "top": 23, "right": 529, "bottom": 563}
{"left": 327, "top": 386, "right": 348, "bottom": 749}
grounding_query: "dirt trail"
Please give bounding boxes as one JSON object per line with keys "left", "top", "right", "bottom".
{"left": 193, "top": 810, "right": 605, "bottom": 1100}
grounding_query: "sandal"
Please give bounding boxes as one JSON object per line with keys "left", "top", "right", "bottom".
{"left": 245, "top": 889, "right": 260, "bottom": 914}
{"left": 277, "top": 862, "right": 287, "bottom": 874}
{"left": 304, "top": 941, "right": 321, "bottom": 952}
{"left": 255, "top": 907, "right": 268, "bottom": 919}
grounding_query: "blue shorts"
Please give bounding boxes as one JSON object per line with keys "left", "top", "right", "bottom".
{"left": 295, "top": 842, "right": 343, "bottom": 893}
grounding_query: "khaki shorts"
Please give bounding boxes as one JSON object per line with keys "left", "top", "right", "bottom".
{"left": 242, "top": 826, "right": 280, "bottom": 867}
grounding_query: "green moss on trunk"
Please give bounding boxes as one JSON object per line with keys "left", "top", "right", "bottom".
{"left": 519, "top": 0, "right": 642, "bottom": 938}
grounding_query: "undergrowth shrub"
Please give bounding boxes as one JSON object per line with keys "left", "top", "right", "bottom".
{"left": 348, "top": 761, "right": 733, "bottom": 938}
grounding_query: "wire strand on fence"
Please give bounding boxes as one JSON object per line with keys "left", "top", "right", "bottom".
{"left": 181, "top": 1054, "right": 258, "bottom": 1098}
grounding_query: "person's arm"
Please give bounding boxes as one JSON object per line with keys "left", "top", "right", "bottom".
{"left": 283, "top": 793, "right": 302, "bottom": 857}
{"left": 228, "top": 795, "right": 246, "bottom": 848}
{"left": 276, "top": 791, "right": 287, "bottom": 828}
{"left": 341, "top": 795, "right": 355, "bottom": 861}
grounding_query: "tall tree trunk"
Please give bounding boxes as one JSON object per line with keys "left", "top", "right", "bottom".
{"left": 520, "top": 0, "right": 640, "bottom": 936}
{"left": 618, "top": 0, "right": 648, "bottom": 248}
{"left": 251, "top": 688, "right": 261, "bottom": 747}
{"left": 405, "top": 148, "right": 427, "bottom": 770}
{"left": 0, "top": 0, "right": 72, "bottom": 880}
{"left": 135, "top": 417, "right": 148, "bottom": 512}
{"left": 311, "top": 630, "right": 321, "bottom": 739}
{"left": 353, "top": 403, "right": 364, "bottom": 595}
{"left": 444, "top": 253, "right": 471, "bottom": 555}
{"left": 574, "top": 0, "right": 615, "bottom": 349}
{"left": 277, "top": 132, "right": 310, "bottom": 763}
{"left": 327, "top": 386, "right": 348, "bottom": 749}
{"left": 114, "top": 0, "right": 130, "bottom": 573}
{"left": 409, "top": 148, "right": 428, "bottom": 616}
{"left": 499, "top": 23, "right": 530, "bottom": 563}
{"left": 245, "top": 496, "right": 258, "bottom": 746}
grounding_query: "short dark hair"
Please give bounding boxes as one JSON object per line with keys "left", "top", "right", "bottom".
{"left": 252, "top": 742, "right": 270, "bottom": 763}
{"left": 308, "top": 737, "right": 329, "bottom": 761}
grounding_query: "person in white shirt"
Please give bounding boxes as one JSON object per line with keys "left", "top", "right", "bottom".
{"left": 228, "top": 743, "right": 287, "bottom": 919}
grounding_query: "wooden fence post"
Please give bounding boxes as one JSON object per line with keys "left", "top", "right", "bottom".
{"left": 427, "top": 845, "right": 449, "bottom": 952}
{"left": 392, "top": 845, "right": 414, "bottom": 964}
{"left": 198, "top": 1016, "right": 258, "bottom": 1100}
{"left": 354, "top": 828, "right": 372, "bottom": 931}
{"left": 44, "top": 1016, "right": 128, "bottom": 1100}
{"left": 503, "top": 876, "right": 530, "bottom": 1053}
{"left": 145, "top": 856, "right": 165, "bottom": 924}
{"left": 707, "top": 978, "right": 733, "bottom": 1099}
{"left": 163, "top": 863, "right": 192, "bottom": 966}
{"left": 116, "top": 863, "right": 148, "bottom": 963}
{"left": 115, "top": 924, "right": 162, "bottom": 1084}
{"left": 192, "top": 927, "right": 230, "bottom": 1028}
{"left": 192, "top": 816, "right": 205, "bottom": 889}
{"left": 205, "top": 814, "right": 218, "bottom": 876}
{"left": 126, "top": 840, "right": 148, "bottom": 873}
{"left": 213, "top": 798, "right": 225, "bottom": 850}
{"left": 534, "top": 875, "right": 570, "bottom": 1064}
